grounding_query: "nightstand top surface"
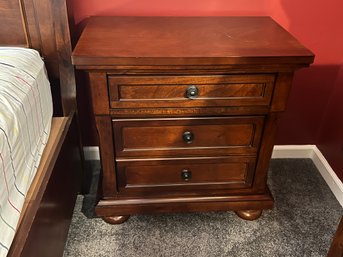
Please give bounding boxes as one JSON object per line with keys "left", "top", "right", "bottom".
{"left": 72, "top": 16, "right": 314, "bottom": 66}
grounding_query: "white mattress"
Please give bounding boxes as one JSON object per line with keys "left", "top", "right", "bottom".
{"left": 0, "top": 47, "right": 53, "bottom": 256}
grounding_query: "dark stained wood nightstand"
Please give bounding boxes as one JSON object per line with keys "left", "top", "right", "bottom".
{"left": 72, "top": 16, "right": 314, "bottom": 224}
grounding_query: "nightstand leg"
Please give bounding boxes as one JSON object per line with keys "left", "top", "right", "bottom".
{"left": 235, "top": 210, "right": 262, "bottom": 221}
{"left": 102, "top": 215, "right": 130, "bottom": 224}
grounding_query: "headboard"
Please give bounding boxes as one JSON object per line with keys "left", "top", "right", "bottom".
{"left": 1, "top": 2, "right": 81, "bottom": 257}
{"left": 0, "top": 0, "right": 76, "bottom": 116}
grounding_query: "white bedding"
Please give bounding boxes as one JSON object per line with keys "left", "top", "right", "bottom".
{"left": 0, "top": 47, "right": 53, "bottom": 256}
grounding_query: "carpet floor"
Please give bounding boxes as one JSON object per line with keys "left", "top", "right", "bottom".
{"left": 63, "top": 159, "right": 342, "bottom": 257}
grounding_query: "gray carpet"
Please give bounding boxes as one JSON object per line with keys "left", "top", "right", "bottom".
{"left": 63, "top": 159, "right": 342, "bottom": 257}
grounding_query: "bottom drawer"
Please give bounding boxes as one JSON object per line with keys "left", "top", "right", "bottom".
{"left": 116, "top": 157, "right": 256, "bottom": 194}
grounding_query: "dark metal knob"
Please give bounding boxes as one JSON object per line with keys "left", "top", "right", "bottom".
{"left": 186, "top": 85, "right": 199, "bottom": 99}
{"left": 181, "top": 169, "right": 192, "bottom": 181}
{"left": 182, "top": 131, "right": 194, "bottom": 144}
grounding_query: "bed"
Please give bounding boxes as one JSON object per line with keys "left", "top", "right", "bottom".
{"left": 0, "top": 0, "right": 82, "bottom": 256}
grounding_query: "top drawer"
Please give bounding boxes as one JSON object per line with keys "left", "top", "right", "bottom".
{"left": 108, "top": 74, "right": 275, "bottom": 109}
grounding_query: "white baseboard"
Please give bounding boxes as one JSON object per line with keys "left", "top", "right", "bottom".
{"left": 83, "top": 146, "right": 100, "bottom": 160}
{"left": 83, "top": 145, "right": 343, "bottom": 207}
{"left": 273, "top": 145, "right": 343, "bottom": 207}
{"left": 310, "top": 147, "right": 343, "bottom": 207}
{"left": 272, "top": 145, "right": 316, "bottom": 159}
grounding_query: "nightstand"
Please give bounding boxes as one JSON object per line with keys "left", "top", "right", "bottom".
{"left": 72, "top": 16, "right": 314, "bottom": 223}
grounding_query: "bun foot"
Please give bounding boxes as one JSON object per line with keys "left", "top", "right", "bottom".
{"left": 102, "top": 215, "right": 130, "bottom": 224}
{"left": 235, "top": 210, "right": 262, "bottom": 221}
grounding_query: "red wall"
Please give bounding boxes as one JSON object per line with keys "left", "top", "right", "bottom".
{"left": 72, "top": 0, "right": 343, "bottom": 177}
{"left": 317, "top": 64, "right": 343, "bottom": 180}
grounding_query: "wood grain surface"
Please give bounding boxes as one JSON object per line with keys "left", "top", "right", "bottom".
{"left": 73, "top": 16, "right": 313, "bottom": 222}
{"left": 72, "top": 16, "right": 314, "bottom": 66}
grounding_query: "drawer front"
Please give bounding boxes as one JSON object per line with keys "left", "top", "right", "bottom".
{"left": 113, "top": 117, "right": 264, "bottom": 158}
{"left": 108, "top": 74, "right": 275, "bottom": 109}
{"left": 116, "top": 157, "right": 256, "bottom": 194}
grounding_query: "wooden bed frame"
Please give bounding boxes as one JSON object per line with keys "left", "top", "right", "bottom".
{"left": 0, "top": 0, "right": 82, "bottom": 256}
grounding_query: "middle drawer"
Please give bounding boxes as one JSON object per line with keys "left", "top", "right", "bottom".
{"left": 113, "top": 116, "right": 264, "bottom": 158}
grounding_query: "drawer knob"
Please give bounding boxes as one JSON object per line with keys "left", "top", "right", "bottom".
{"left": 186, "top": 85, "right": 199, "bottom": 99}
{"left": 182, "top": 131, "right": 194, "bottom": 144}
{"left": 181, "top": 169, "right": 192, "bottom": 181}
